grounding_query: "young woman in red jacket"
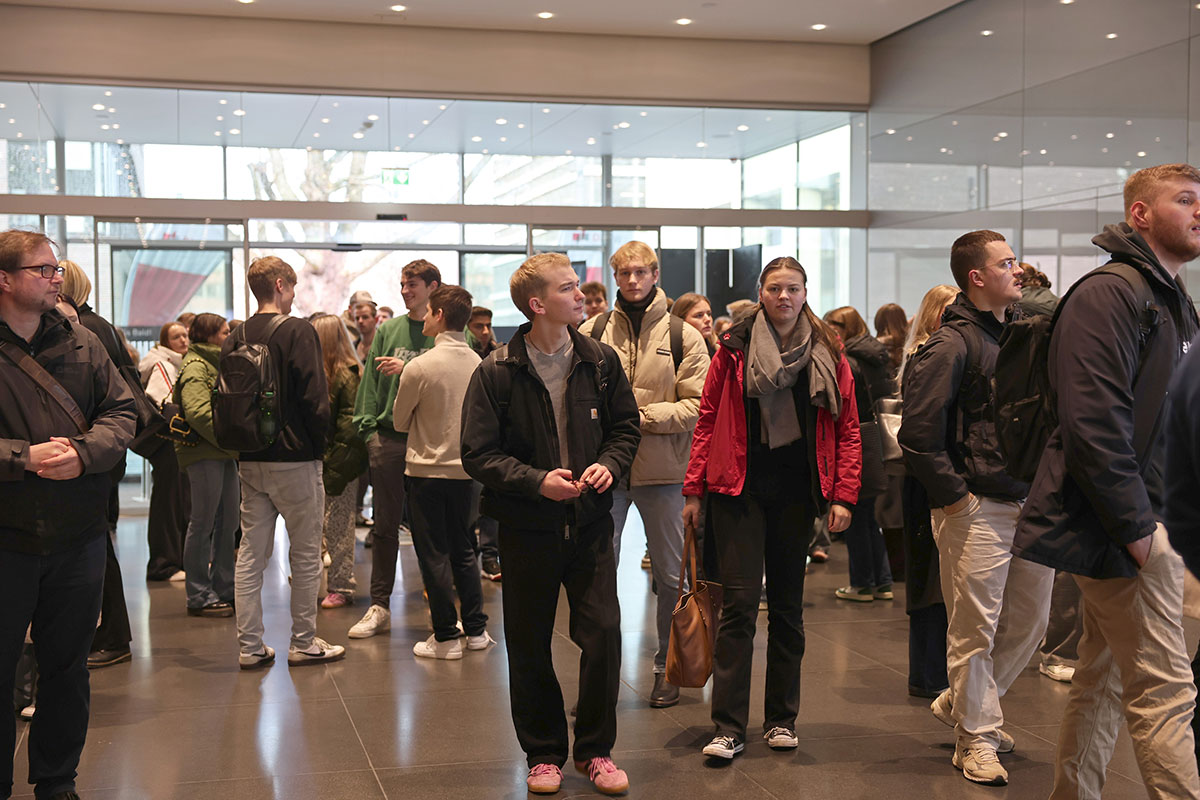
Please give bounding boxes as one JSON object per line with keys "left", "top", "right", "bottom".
{"left": 683, "top": 256, "right": 862, "bottom": 760}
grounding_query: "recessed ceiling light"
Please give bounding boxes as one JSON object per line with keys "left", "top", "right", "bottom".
{"left": 939, "top": 147, "right": 947, "bottom": 153}
{"left": 422, "top": 119, "right": 430, "bottom": 125}
{"left": 390, "top": 4, "right": 406, "bottom": 10}
{"left": 885, "top": 128, "right": 896, "bottom": 135}
{"left": 696, "top": 141, "right": 707, "bottom": 148}
{"left": 565, "top": 149, "right": 573, "bottom": 155}
{"left": 640, "top": 111, "right": 648, "bottom": 117}
{"left": 116, "top": 138, "right": 123, "bottom": 144}
{"left": 1070, "top": 133, "right": 1078, "bottom": 139}
{"left": 219, "top": 99, "right": 228, "bottom": 105}
{"left": 951, "top": 120, "right": 959, "bottom": 125}
{"left": 676, "top": 18, "right": 692, "bottom": 25}
{"left": 1138, "top": 151, "right": 1147, "bottom": 157}
{"left": 980, "top": 29, "right": 994, "bottom": 36}
{"left": 471, "top": 135, "right": 482, "bottom": 142}
{"left": 1040, "top": 148, "right": 1047, "bottom": 154}
{"left": 217, "top": 115, "right": 224, "bottom": 121}
{"left": 811, "top": 23, "right": 826, "bottom": 30}
{"left": 1105, "top": 32, "right": 1118, "bottom": 39}
{"left": 482, "top": 148, "right": 489, "bottom": 154}
{"left": 439, "top": 104, "right": 447, "bottom": 110}
{"left": 352, "top": 131, "right": 365, "bottom": 139}
{"left": 313, "top": 132, "right": 320, "bottom": 138}
{"left": 111, "top": 123, "right": 119, "bottom": 129}
{"left": 100, "top": 124, "right": 110, "bottom": 130}
{"left": 1101, "top": 146, "right": 1108, "bottom": 153}
{"left": 233, "top": 109, "right": 246, "bottom": 116}
{"left": 586, "top": 137, "right": 596, "bottom": 145}
{"left": 736, "top": 125, "right": 749, "bottom": 132}
{"left": 537, "top": 11, "right": 554, "bottom": 19}
{"left": 91, "top": 103, "right": 105, "bottom": 110}
{"left": 495, "top": 118, "right": 507, "bottom": 125}
{"left": 214, "top": 130, "right": 222, "bottom": 136}
{"left": 1125, "top": 119, "right": 1133, "bottom": 125}
{"left": 500, "top": 136, "right": 507, "bottom": 142}
{"left": 107, "top": 107, "right": 115, "bottom": 113}
{"left": 1106, "top": 132, "right": 1115, "bottom": 138}
{"left": 542, "top": 108, "right": 551, "bottom": 113}
{"left": 104, "top": 90, "right": 112, "bottom": 96}
{"left": 997, "top": 131, "right": 1008, "bottom": 138}
{"left": 408, "top": 133, "right": 416, "bottom": 138}
{"left": 237, "top": 0, "right": 254, "bottom": 4}
{"left": 618, "top": 121, "right": 630, "bottom": 128}
{"left": 367, "top": 114, "right": 379, "bottom": 121}
{"left": 7, "top": 119, "right": 13, "bottom": 124}
{"left": 14, "top": 132, "right": 21, "bottom": 138}
{"left": 394, "top": 146, "right": 401, "bottom": 151}
{"left": 229, "top": 128, "right": 240, "bottom": 134}
{"left": 321, "top": 117, "right": 330, "bottom": 124}
{"left": 517, "top": 123, "right": 525, "bottom": 129}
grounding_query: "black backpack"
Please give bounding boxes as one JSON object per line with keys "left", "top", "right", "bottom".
{"left": 588, "top": 311, "right": 685, "bottom": 373}
{"left": 992, "top": 262, "right": 1160, "bottom": 483}
{"left": 212, "top": 315, "right": 289, "bottom": 452}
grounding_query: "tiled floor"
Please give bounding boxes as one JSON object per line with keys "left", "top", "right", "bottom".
{"left": 12, "top": 500, "right": 1163, "bottom": 799}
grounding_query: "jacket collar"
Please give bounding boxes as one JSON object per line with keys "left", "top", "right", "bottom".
{"left": 611, "top": 287, "right": 669, "bottom": 328}
{"left": 942, "top": 293, "right": 1006, "bottom": 340}
{"left": 503, "top": 321, "right": 600, "bottom": 367}
{"left": 0, "top": 308, "right": 73, "bottom": 352}
{"left": 187, "top": 341, "right": 222, "bottom": 368}
{"left": 717, "top": 306, "right": 759, "bottom": 354}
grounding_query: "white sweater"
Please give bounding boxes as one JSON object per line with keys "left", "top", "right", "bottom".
{"left": 138, "top": 345, "right": 183, "bottom": 407}
{"left": 392, "top": 331, "right": 481, "bottom": 479}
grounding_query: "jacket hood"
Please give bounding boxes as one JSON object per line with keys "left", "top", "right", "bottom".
{"left": 941, "top": 293, "right": 1006, "bottom": 339}
{"left": 140, "top": 344, "right": 183, "bottom": 371}
{"left": 1093, "top": 222, "right": 1190, "bottom": 297}
{"left": 844, "top": 333, "right": 890, "bottom": 368}
{"left": 186, "top": 341, "right": 221, "bottom": 368}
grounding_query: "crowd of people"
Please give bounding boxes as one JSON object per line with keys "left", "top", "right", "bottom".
{"left": 3, "top": 161, "right": 1200, "bottom": 799}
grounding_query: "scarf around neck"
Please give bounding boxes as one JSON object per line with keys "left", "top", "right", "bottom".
{"left": 745, "top": 308, "right": 841, "bottom": 449}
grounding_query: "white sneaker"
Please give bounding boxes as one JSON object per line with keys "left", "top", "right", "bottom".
{"left": 930, "top": 688, "right": 954, "bottom": 727}
{"left": 348, "top": 604, "right": 391, "bottom": 639}
{"left": 953, "top": 741, "right": 1008, "bottom": 786}
{"left": 466, "top": 631, "right": 496, "bottom": 650}
{"left": 1039, "top": 662, "right": 1075, "bottom": 683}
{"left": 322, "top": 552, "right": 332, "bottom": 568}
{"left": 288, "top": 636, "right": 346, "bottom": 666}
{"left": 413, "top": 634, "right": 463, "bottom": 660}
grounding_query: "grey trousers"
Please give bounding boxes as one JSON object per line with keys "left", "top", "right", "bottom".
{"left": 235, "top": 460, "right": 325, "bottom": 656}
{"left": 1041, "top": 569, "right": 1083, "bottom": 667}
{"left": 611, "top": 484, "right": 686, "bottom": 673}
{"left": 323, "top": 487, "right": 357, "bottom": 597}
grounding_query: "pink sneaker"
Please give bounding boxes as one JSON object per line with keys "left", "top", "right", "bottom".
{"left": 321, "top": 592, "right": 350, "bottom": 609}
{"left": 574, "top": 757, "right": 629, "bottom": 795}
{"left": 526, "top": 763, "right": 562, "bottom": 794}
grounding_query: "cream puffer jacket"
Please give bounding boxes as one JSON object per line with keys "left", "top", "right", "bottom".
{"left": 579, "top": 288, "right": 710, "bottom": 486}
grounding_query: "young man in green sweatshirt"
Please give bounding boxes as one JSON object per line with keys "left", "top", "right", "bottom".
{"left": 349, "top": 259, "right": 440, "bottom": 639}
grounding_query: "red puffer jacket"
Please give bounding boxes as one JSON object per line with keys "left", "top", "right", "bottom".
{"left": 683, "top": 319, "right": 862, "bottom": 506}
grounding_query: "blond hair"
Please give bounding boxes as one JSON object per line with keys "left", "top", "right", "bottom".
{"left": 898, "top": 284, "right": 959, "bottom": 386}
{"left": 311, "top": 314, "right": 358, "bottom": 386}
{"left": 59, "top": 259, "right": 92, "bottom": 306}
{"left": 510, "top": 252, "right": 569, "bottom": 321}
{"left": 1124, "top": 163, "right": 1200, "bottom": 220}
{"left": 609, "top": 240, "right": 657, "bottom": 272}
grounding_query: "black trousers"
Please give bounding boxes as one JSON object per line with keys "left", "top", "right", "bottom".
{"left": 0, "top": 532, "right": 106, "bottom": 800}
{"left": 499, "top": 516, "right": 620, "bottom": 767}
{"left": 908, "top": 603, "right": 949, "bottom": 696}
{"left": 145, "top": 446, "right": 189, "bottom": 581}
{"left": 91, "top": 496, "right": 132, "bottom": 655}
{"left": 405, "top": 477, "right": 486, "bottom": 641}
{"left": 708, "top": 490, "right": 814, "bottom": 740}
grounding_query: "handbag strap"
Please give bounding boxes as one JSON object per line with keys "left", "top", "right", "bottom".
{"left": 677, "top": 520, "right": 699, "bottom": 600}
{"left": 0, "top": 340, "right": 89, "bottom": 434}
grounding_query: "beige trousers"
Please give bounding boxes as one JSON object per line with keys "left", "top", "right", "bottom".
{"left": 1051, "top": 524, "right": 1200, "bottom": 800}
{"left": 932, "top": 494, "right": 1054, "bottom": 750}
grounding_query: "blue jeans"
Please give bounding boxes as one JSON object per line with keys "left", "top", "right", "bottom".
{"left": 183, "top": 459, "right": 238, "bottom": 609}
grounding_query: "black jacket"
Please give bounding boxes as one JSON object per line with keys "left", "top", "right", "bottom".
{"left": 1166, "top": 334, "right": 1200, "bottom": 578}
{"left": 460, "top": 322, "right": 641, "bottom": 533}
{"left": 0, "top": 310, "right": 136, "bottom": 554}
{"left": 225, "top": 313, "right": 330, "bottom": 463}
{"left": 898, "top": 294, "right": 1028, "bottom": 508}
{"left": 1014, "top": 224, "right": 1200, "bottom": 579}
{"left": 843, "top": 333, "right": 896, "bottom": 422}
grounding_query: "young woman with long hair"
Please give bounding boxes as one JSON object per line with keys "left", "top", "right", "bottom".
{"left": 683, "top": 256, "right": 862, "bottom": 759}
{"left": 874, "top": 302, "right": 909, "bottom": 376}
{"left": 311, "top": 314, "right": 369, "bottom": 608}
{"left": 671, "top": 292, "right": 717, "bottom": 356}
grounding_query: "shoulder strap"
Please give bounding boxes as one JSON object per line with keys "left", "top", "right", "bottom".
{"left": 589, "top": 311, "right": 610, "bottom": 343}
{"left": 262, "top": 314, "right": 290, "bottom": 343}
{"left": 0, "top": 341, "right": 89, "bottom": 434}
{"left": 669, "top": 314, "right": 684, "bottom": 373}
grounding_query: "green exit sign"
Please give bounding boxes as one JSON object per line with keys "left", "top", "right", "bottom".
{"left": 382, "top": 167, "right": 410, "bottom": 186}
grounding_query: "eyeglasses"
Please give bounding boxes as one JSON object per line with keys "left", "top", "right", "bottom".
{"left": 988, "top": 258, "right": 1019, "bottom": 272}
{"left": 15, "top": 264, "right": 65, "bottom": 279}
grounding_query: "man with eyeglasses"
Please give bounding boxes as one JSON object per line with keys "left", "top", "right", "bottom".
{"left": 0, "top": 230, "right": 136, "bottom": 800}
{"left": 899, "top": 230, "right": 1054, "bottom": 787}
{"left": 579, "top": 240, "right": 710, "bottom": 709}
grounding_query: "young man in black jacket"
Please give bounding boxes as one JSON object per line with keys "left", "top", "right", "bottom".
{"left": 229, "top": 256, "right": 342, "bottom": 670}
{"left": 461, "top": 252, "right": 640, "bottom": 796}
{"left": 0, "top": 230, "right": 136, "bottom": 800}
{"left": 898, "top": 230, "right": 1054, "bottom": 787}
{"left": 1013, "top": 164, "right": 1200, "bottom": 799}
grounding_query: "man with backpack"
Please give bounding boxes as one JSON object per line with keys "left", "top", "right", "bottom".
{"left": 1013, "top": 164, "right": 1200, "bottom": 799}
{"left": 898, "top": 230, "right": 1054, "bottom": 787}
{"left": 217, "top": 256, "right": 342, "bottom": 670}
{"left": 578, "top": 241, "right": 709, "bottom": 709}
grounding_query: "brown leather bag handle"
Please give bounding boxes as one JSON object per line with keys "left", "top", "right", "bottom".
{"left": 0, "top": 341, "right": 89, "bottom": 434}
{"left": 677, "top": 520, "right": 699, "bottom": 600}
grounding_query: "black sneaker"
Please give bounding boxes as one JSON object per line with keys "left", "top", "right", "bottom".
{"left": 481, "top": 557, "right": 502, "bottom": 582}
{"left": 87, "top": 647, "right": 131, "bottom": 669}
{"left": 702, "top": 735, "right": 744, "bottom": 759}
{"left": 187, "top": 601, "right": 234, "bottom": 618}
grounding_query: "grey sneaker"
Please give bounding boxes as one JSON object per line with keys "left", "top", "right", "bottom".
{"left": 764, "top": 726, "right": 799, "bottom": 749}
{"left": 348, "top": 604, "right": 391, "bottom": 639}
{"left": 287, "top": 637, "right": 346, "bottom": 666}
{"left": 953, "top": 742, "right": 1008, "bottom": 786}
{"left": 239, "top": 645, "right": 275, "bottom": 671}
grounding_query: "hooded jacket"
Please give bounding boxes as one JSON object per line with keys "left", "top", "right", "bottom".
{"left": 683, "top": 309, "right": 861, "bottom": 509}
{"left": 1018, "top": 285, "right": 1060, "bottom": 318}
{"left": 0, "top": 310, "right": 136, "bottom": 554}
{"left": 175, "top": 342, "right": 237, "bottom": 470}
{"left": 460, "top": 322, "right": 641, "bottom": 533}
{"left": 139, "top": 344, "right": 183, "bottom": 407}
{"left": 578, "top": 288, "right": 710, "bottom": 486}
{"left": 843, "top": 333, "right": 896, "bottom": 422}
{"left": 1013, "top": 223, "right": 1200, "bottom": 579}
{"left": 898, "top": 294, "right": 1029, "bottom": 508}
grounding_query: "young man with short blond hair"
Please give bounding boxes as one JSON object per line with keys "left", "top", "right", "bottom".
{"left": 462, "top": 252, "right": 640, "bottom": 795}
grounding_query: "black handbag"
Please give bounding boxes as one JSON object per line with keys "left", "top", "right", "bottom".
{"left": 153, "top": 362, "right": 200, "bottom": 446}
{"left": 856, "top": 371, "right": 891, "bottom": 499}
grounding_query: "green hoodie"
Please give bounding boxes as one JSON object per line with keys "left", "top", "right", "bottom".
{"left": 353, "top": 313, "right": 434, "bottom": 442}
{"left": 175, "top": 342, "right": 237, "bottom": 470}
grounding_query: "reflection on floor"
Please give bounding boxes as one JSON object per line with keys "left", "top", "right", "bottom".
{"left": 12, "top": 505, "right": 1162, "bottom": 799}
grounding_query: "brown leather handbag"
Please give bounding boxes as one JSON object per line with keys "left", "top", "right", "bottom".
{"left": 666, "top": 521, "right": 723, "bottom": 688}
